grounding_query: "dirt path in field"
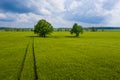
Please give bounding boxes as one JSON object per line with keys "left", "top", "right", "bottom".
{"left": 32, "top": 37, "right": 38, "bottom": 80}
{"left": 18, "top": 43, "right": 30, "bottom": 80}
{"left": 17, "top": 37, "right": 38, "bottom": 80}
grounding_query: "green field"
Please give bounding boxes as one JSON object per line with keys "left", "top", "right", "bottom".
{"left": 0, "top": 32, "right": 120, "bottom": 80}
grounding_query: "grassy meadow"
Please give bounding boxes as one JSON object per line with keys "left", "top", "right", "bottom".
{"left": 0, "top": 31, "right": 120, "bottom": 80}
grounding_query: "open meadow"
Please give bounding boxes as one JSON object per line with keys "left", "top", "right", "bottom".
{"left": 0, "top": 32, "right": 120, "bottom": 80}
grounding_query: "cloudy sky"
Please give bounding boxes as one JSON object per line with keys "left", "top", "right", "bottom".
{"left": 0, "top": 0, "right": 120, "bottom": 28}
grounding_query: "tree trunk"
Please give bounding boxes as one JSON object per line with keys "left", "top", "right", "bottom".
{"left": 43, "top": 34, "right": 46, "bottom": 37}
{"left": 76, "top": 33, "right": 79, "bottom": 37}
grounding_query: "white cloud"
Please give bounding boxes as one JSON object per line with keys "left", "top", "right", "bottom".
{"left": 106, "top": 1, "right": 120, "bottom": 26}
{"left": 15, "top": 13, "right": 45, "bottom": 26}
{"left": 39, "top": 8, "right": 51, "bottom": 15}
{"left": 69, "top": 1, "right": 82, "bottom": 10}
{"left": 0, "top": 12, "right": 44, "bottom": 27}
{"left": 27, "top": 0, "right": 66, "bottom": 14}
{"left": 0, "top": 13, "right": 6, "bottom": 19}
{"left": 48, "top": 0, "right": 66, "bottom": 12}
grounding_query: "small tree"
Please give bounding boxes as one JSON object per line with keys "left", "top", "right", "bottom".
{"left": 34, "top": 19, "right": 53, "bottom": 37}
{"left": 70, "top": 23, "right": 83, "bottom": 37}
{"left": 91, "top": 27, "right": 97, "bottom": 32}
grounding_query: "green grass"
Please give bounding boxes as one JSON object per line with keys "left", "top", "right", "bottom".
{"left": 0, "top": 32, "right": 120, "bottom": 80}
{"left": 0, "top": 32, "right": 32, "bottom": 80}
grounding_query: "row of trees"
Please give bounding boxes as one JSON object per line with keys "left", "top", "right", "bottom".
{"left": 34, "top": 19, "right": 83, "bottom": 37}
{"left": 0, "top": 28, "right": 33, "bottom": 32}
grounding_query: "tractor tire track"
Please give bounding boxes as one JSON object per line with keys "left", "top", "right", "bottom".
{"left": 18, "top": 43, "right": 30, "bottom": 80}
{"left": 32, "top": 37, "right": 38, "bottom": 80}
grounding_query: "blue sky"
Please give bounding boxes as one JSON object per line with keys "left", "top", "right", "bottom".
{"left": 0, "top": 0, "right": 120, "bottom": 28}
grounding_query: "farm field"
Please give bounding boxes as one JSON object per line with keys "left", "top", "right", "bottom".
{"left": 0, "top": 32, "right": 120, "bottom": 80}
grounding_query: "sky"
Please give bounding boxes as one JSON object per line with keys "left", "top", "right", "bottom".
{"left": 0, "top": 0, "right": 120, "bottom": 28}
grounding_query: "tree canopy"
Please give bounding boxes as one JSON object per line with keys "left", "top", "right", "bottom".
{"left": 34, "top": 19, "right": 53, "bottom": 37}
{"left": 70, "top": 23, "right": 83, "bottom": 37}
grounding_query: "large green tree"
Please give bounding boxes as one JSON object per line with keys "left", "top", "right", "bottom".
{"left": 70, "top": 23, "right": 83, "bottom": 37}
{"left": 34, "top": 19, "right": 54, "bottom": 37}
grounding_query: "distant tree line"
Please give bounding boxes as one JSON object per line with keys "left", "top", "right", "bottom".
{"left": 54, "top": 28, "right": 71, "bottom": 32}
{"left": 84, "top": 27, "right": 120, "bottom": 32}
{"left": 0, "top": 27, "right": 33, "bottom": 32}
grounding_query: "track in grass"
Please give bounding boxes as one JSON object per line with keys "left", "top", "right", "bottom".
{"left": 18, "top": 43, "right": 30, "bottom": 80}
{"left": 32, "top": 37, "right": 38, "bottom": 80}
{"left": 17, "top": 37, "right": 38, "bottom": 80}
